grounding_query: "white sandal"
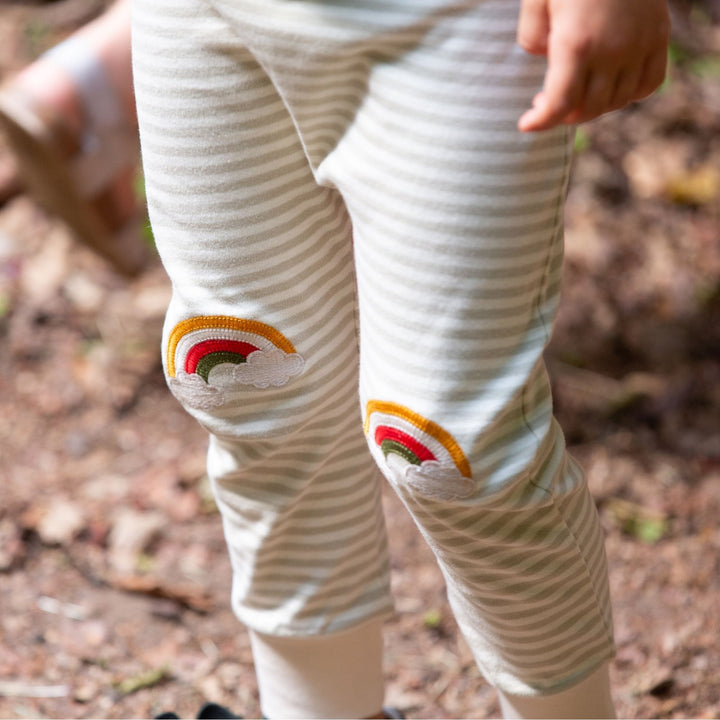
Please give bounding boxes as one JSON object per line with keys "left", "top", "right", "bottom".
{"left": 0, "top": 37, "right": 148, "bottom": 276}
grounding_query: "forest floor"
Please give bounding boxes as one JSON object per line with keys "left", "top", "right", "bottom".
{"left": 1, "top": 1, "right": 719, "bottom": 718}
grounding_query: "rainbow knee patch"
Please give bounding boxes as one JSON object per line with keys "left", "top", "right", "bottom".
{"left": 364, "top": 400, "right": 474, "bottom": 501}
{"left": 166, "top": 315, "right": 304, "bottom": 410}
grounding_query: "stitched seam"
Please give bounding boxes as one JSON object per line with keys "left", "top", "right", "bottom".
{"left": 521, "top": 126, "right": 573, "bottom": 449}
{"left": 545, "top": 491, "right": 616, "bottom": 645}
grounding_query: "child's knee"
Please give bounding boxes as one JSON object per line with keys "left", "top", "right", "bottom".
{"left": 363, "top": 396, "right": 563, "bottom": 507}
{"left": 163, "top": 313, "right": 314, "bottom": 439}
{"left": 363, "top": 399, "right": 477, "bottom": 502}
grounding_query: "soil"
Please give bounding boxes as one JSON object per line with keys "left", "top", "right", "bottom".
{"left": 1, "top": 2, "right": 719, "bottom": 718}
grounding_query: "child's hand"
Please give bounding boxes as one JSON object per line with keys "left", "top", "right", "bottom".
{"left": 517, "top": 0, "right": 670, "bottom": 132}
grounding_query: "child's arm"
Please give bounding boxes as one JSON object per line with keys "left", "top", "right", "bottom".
{"left": 517, "top": 0, "right": 670, "bottom": 132}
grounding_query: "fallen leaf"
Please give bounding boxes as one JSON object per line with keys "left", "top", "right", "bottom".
{"left": 110, "top": 574, "right": 213, "bottom": 613}
{"left": 665, "top": 164, "right": 720, "bottom": 205}
{"left": 606, "top": 498, "right": 670, "bottom": 543}
{"left": 113, "top": 664, "right": 171, "bottom": 696}
{"left": 623, "top": 139, "right": 687, "bottom": 199}
{"left": 35, "top": 500, "right": 86, "bottom": 546}
{"left": 623, "top": 139, "right": 720, "bottom": 205}
{"left": 36, "top": 595, "right": 89, "bottom": 621}
{"left": 108, "top": 508, "right": 165, "bottom": 574}
{"left": 63, "top": 271, "right": 106, "bottom": 313}
{"left": 73, "top": 679, "right": 99, "bottom": 704}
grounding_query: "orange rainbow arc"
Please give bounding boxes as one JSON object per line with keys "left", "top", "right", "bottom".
{"left": 167, "top": 315, "right": 297, "bottom": 378}
{"left": 365, "top": 399, "right": 471, "bottom": 478}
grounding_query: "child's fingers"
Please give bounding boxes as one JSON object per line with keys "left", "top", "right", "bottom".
{"left": 517, "top": 0, "right": 550, "bottom": 55}
{"left": 518, "top": 0, "right": 670, "bottom": 132}
{"left": 600, "top": 51, "right": 667, "bottom": 120}
{"left": 517, "top": 91, "right": 574, "bottom": 132}
{"left": 575, "top": 71, "right": 616, "bottom": 123}
{"left": 608, "top": 70, "right": 643, "bottom": 113}
{"left": 517, "top": 98, "right": 544, "bottom": 133}
{"left": 518, "top": 45, "right": 587, "bottom": 131}
{"left": 635, "top": 50, "right": 669, "bottom": 101}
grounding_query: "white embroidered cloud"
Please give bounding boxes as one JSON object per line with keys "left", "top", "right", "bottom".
{"left": 232, "top": 349, "right": 305, "bottom": 389}
{"left": 169, "top": 372, "right": 226, "bottom": 411}
{"left": 404, "top": 461, "right": 475, "bottom": 501}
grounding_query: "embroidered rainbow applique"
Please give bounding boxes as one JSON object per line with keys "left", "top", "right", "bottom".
{"left": 364, "top": 400, "right": 474, "bottom": 501}
{"left": 166, "top": 315, "right": 304, "bottom": 410}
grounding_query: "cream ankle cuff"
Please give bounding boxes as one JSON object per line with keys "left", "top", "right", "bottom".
{"left": 250, "top": 617, "right": 385, "bottom": 719}
{"left": 498, "top": 662, "right": 616, "bottom": 719}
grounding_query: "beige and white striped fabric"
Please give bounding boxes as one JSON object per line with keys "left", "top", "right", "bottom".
{"left": 132, "top": 0, "right": 615, "bottom": 702}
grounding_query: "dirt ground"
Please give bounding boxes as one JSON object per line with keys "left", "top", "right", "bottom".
{"left": 1, "top": 2, "right": 719, "bottom": 718}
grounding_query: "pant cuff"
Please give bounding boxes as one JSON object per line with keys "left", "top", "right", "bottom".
{"left": 250, "top": 616, "right": 385, "bottom": 719}
{"left": 498, "top": 662, "right": 615, "bottom": 719}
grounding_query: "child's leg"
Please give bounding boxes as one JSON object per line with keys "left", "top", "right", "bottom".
{"left": 209, "top": 0, "right": 617, "bottom": 712}
{"left": 310, "top": 3, "right": 618, "bottom": 711}
{"left": 133, "top": 2, "right": 391, "bottom": 718}
{"left": 135, "top": 0, "right": 617, "bottom": 716}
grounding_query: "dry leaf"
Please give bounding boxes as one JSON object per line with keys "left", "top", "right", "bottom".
{"left": 665, "top": 164, "right": 720, "bottom": 205}
{"left": 35, "top": 500, "right": 86, "bottom": 546}
{"left": 110, "top": 574, "right": 214, "bottom": 613}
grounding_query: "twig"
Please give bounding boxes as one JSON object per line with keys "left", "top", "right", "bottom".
{"left": 0, "top": 682, "right": 69, "bottom": 699}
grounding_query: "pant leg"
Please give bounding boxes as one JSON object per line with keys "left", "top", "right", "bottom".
{"left": 132, "top": 0, "right": 392, "bottom": 674}
{"left": 321, "top": 3, "right": 616, "bottom": 696}
{"left": 208, "top": 0, "right": 616, "bottom": 697}
{"left": 135, "top": 0, "right": 616, "bottom": 705}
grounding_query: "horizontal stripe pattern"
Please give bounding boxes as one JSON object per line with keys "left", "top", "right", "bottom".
{"left": 133, "top": 0, "right": 614, "bottom": 696}
{"left": 133, "top": 0, "right": 394, "bottom": 637}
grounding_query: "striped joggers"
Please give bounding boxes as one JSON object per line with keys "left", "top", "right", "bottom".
{"left": 132, "top": 0, "right": 616, "bottom": 716}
